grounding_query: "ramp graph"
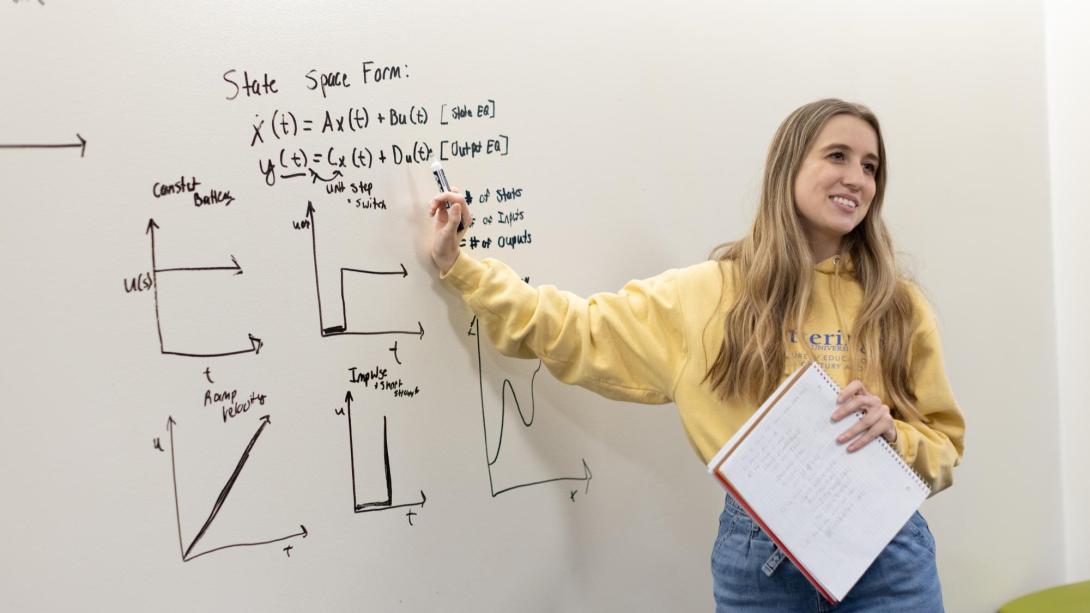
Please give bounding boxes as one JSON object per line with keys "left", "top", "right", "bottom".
{"left": 166, "top": 415, "right": 306, "bottom": 562}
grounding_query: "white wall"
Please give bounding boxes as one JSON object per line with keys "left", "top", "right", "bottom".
{"left": 0, "top": 1, "right": 1075, "bottom": 611}
{"left": 1045, "top": 0, "right": 1090, "bottom": 585}
{"left": 891, "top": 2, "right": 1066, "bottom": 609}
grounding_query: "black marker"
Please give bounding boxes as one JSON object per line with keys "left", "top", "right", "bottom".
{"left": 431, "top": 160, "right": 464, "bottom": 232}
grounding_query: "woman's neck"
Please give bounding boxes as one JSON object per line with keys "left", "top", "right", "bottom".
{"left": 808, "top": 237, "right": 842, "bottom": 263}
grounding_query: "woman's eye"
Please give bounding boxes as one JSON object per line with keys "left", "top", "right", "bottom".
{"left": 864, "top": 163, "right": 877, "bottom": 174}
{"left": 828, "top": 151, "right": 845, "bottom": 160}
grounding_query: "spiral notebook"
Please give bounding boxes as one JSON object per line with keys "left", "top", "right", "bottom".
{"left": 707, "top": 361, "right": 930, "bottom": 604}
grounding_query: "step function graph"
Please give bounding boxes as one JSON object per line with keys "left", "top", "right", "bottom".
{"left": 470, "top": 317, "right": 593, "bottom": 498}
{"left": 299, "top": 203, "right": 425, "bottom": 340}
{"left": 166, "top": 416, "right": 306, "bottom": 562}
{"left": 146, "top": 219, "right": 263, "bottom": 358}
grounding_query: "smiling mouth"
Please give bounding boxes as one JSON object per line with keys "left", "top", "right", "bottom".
{"left": 830, "top": 195, "right": 858, "bottom": 209}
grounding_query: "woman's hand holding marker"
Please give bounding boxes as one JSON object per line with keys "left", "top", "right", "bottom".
{"left": 428, "top": 189, "right": 472, "bottom": 275}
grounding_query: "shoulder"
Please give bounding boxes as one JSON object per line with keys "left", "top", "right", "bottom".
{"left": 648, "top": 259, "right": 735, "bottom": 299}
{"left": 637, "top": 259, "right": 736, "bottom": 331}
{"left": 612, "top": 259, "right": 733, "bottom": 315}
{"left": 899, "top": 278, "right": 942, "bottom": 339}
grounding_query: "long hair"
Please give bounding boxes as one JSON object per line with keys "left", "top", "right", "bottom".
{"left": 704, "top": 98, "right": 926, "bottom": 422}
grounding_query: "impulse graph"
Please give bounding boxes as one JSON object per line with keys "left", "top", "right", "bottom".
{"left": 342, "top": 392, "right": 426, "bottom": 514}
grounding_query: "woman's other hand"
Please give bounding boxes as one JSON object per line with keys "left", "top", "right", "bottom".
{"left": 830, "top": 380, "right": 898, "bottom": 452}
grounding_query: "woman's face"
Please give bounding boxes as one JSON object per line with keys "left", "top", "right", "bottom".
{"left": 792, "top": 114, "right": 880, "bottom": 258}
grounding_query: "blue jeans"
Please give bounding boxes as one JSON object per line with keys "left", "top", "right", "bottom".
{"left": 711, "top": 493, "right": 944, "bottom": 612}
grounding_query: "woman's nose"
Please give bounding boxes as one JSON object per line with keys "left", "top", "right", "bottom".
{"left": 841, "top": 165, "right": 866, "bottom": 190}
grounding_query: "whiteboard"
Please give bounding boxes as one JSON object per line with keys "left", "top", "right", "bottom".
{"left": 0, "top": 1, "right": 1056, "bottom": 611}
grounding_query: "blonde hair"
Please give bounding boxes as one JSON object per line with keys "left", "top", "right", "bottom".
{"left": 704, "top": 98, "right": 926, "bottom": 422}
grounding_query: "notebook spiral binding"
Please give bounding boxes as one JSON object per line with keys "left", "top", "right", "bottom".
{"left": 809, "top": 362, "right": 931, "bottom": 496}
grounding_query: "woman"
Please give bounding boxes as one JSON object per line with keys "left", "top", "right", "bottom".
{"left": 428, "top": 99, "right": 964, "bottom": 612}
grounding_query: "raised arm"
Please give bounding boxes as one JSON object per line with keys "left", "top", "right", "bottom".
{"left": 428, "top": 190, "right": 688, "bottom": 403}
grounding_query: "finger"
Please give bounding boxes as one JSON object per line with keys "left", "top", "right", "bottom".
{"left": 831, "top": 394, "right": 872, "bottom": 422}
{"left": 835, "top": 408, "right": 877, "bottom": 445}
{"left": 442, "top": 190, "right": 468, "bottom": 208}
{"left": 444, "top": 200, "right": 463, "bottom": 233}
{"left": 444, "top": 199, "right": 471, "bottom": 232}
{"left": 847, "top": 417, "right": 894, "bottom": 452}
{"left": 837, "top": 380, "right": 866, "bottom": 404}
{"left": 456, "top": 199, "right": 473, "bottom": 230}
{"left": 432, "top": 201, "right": 449, "bottom": 226}
{"left": 837, "top": 405, "right": 884, "bottom": 445}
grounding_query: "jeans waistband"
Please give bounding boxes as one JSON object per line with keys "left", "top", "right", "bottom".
{"left": 722, "top": 491, "right": 750, "bottom": 517}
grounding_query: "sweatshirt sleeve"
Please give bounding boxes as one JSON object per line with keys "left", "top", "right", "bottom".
{"left": 890, "top": 287, "right": 966, "bottom": 496}
{"left": 440, "top": 250, "right": 688, "bottom": 404}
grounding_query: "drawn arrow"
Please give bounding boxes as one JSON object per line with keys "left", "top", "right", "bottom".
{"left": 355, "top": 490, "right": 428, "bottom": 513}
{"left": 344, "top": 392, "right": 427, "bottom": 514}
{"left": 324, "top": 321, "right": 424, "bottom": 340}
{"left": 167, "top": 416, "right": 184, "bottom": 560}
{"left": 156, "top": 254, "right": 243, "bottom": 275}
{"left": 305, "top": 202, "right": 423, "bottom": 339}
{"left": 186, "top": 524, "right": 308, "bottom": 562}
{"left": 342, "top": 263, "right": 408, "bottom": 278}
{"left": 308, "top": 168, "right": 344, "bottom": 183}
{"left": 147, "top": 219, "right": 262, "bottom": 357}
{"left": 0, "top": 133, "right": 86, "bottom": 157}
{"left": 493, "top": 459, "right": 593, "bottom": 497}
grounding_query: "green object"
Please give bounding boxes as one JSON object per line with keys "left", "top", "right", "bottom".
{"left": 999, "top": 581, "right": 1090, "bottom": 612}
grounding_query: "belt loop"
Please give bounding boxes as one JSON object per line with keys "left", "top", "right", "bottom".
{"left": 762, "top": 546, "right": 787, "bottom": 577}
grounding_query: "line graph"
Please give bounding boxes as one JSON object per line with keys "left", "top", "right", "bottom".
{"left": 343, "top": 392, "right": 426, "bottom": 514}
{"left": 302, "top": 203, "right": 424, "bottom": 340}
{"left": 147, "top": 219, "right": 263, "bottom": 357}
{"left": 167, "top": 416, "right": 306, "bottom": 562}
{"left": 470, "top": 317, "right": 593, "bottom": 497}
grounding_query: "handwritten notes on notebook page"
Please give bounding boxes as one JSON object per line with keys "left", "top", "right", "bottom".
{"left": 707, "top": 362, "right": 930, "bottom": 603}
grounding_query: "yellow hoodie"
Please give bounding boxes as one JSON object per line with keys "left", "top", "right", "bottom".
{"left": 441, "top": 250, "right": 965, "bottom": 495}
